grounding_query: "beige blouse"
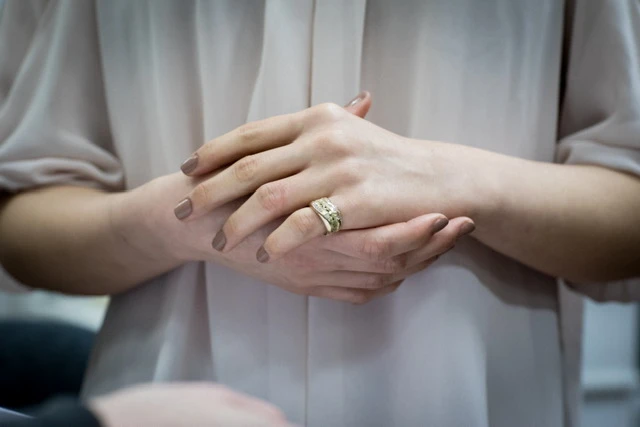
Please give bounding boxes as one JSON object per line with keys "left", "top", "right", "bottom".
{"left": 1, "top": 1, "right": 639, "bottom": 426}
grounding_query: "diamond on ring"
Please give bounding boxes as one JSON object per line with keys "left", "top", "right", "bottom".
{"left": 310, "top": 197, "right": 343, "bottom": 235}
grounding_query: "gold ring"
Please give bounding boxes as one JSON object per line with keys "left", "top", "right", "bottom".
{"left": 309, "top": 197, "right": 343, "bottom": 235}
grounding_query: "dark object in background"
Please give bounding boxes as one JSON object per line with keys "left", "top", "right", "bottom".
{"left": 0, "top": 320, "right": 95, "bottom": 411}
{"left": 1, "top": 397, "right": 101, "bottom": 427}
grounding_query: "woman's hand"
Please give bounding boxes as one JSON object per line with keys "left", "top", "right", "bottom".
{"left": 89, "top": 382, "right": 290, "bottom": 427}
{"left": 127, "top": 171, "right": 468, "bottom": 304}
{"left": 176, "top": 92, "right": 478, "bottom": 263}
{"left": 222, "top": 212, "right": 471, "bottom": 304}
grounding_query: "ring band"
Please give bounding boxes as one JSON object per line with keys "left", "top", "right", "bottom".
{"left": 310, "top": 197, "right": 343, "bottom": 235}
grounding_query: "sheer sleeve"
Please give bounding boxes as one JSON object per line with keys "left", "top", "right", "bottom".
{"left": 0, "top": 0, "right": 123, "bottom": 193}
{"left": 557, "top": 0, "right": 640, "bottom": 301}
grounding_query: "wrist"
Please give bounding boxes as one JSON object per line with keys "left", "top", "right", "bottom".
{"left": 426, "top": 140, "right": 506, "bottom": 224}
{"left": 107, "top": 179, "right": 185, "bottom": 270}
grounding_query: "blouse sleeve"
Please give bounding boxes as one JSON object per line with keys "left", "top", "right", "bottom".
{"left": 0, "top": 0, "right": 123, "bottom": 292}
{"left": 556, "top": 0, "right": 640, "bottom": 302}
{"left": 0, "top": 0, "right": 123, "bottom": 193}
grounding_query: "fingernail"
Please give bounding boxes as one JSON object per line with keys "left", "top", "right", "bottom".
{"left": 344, "top": 91, "right": 367, "bottom": 108}
{"left": 174, "top": 198, "right": 193, "bottom": 220}
{"left": 256, "top": 246, "right": 270, "bottom": 263}
{"left": 458, "top": 222, "right": 476, "bottom": 237}
{"left": 432, "top": 217, "right": 449, "bottom": 233}
{"left": 180, "top": 154, "right": 198, "bottom": 175}
{"left": 212, "top": 230, "right": 227, "bottom": 251}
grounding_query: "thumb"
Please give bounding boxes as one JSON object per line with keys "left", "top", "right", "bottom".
{"left": 343, "top": 90, "right": 372, "bottom": 118}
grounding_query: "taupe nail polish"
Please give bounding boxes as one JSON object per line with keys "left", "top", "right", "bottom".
{"left": 180, "top": 154, "right": 198, "bottom": 175}
{"left": 212, "top": 230, "right": 227, "bottom": 251}
{"left": 432, "top": 217, "right": 449, "bottom": 233}
{"left": 458, "top": 222, "right": 476, "bottom": 237}
{"left": 256, "top": 246, "right": 270, "bottom": 263}
{"left": 174, "top": 198, "right": 193, "bottom": 220}
{"left": 344, "top": 91, "right": 367, "bottom": 108}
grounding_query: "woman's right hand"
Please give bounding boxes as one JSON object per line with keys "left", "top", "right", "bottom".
{"left": 115, "top": 171, "right": 470, "bottom": 304}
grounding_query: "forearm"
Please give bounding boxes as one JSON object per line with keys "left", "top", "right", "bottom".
{"left": 0, "top": 185, "right": 182, "bottom": 295}
{"left": 465, "top": 148, "right": 640, "bottom": 283}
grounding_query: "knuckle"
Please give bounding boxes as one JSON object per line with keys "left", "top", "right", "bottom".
{"left": 313, "top": 102, "right": 347, "bottom": 122}
{"left": 281, "top": 278, "right": 307, "bottom": 295}
{"left": 316, "top": 128, "right": 351, "bottom": 156}
{"left": 287, "top": 252, "right": 319, "bottom": 272}
{"left": 223, "top": 215, "right": 242, "bottom": 239}
{"left": 309, "top": 286, "right": 334, "bottom": 299}
{"left": 363, "top": 275, "right": 386, "bottom": 290}
{"left": 236, "top": 121, "right": 261, "bottom": 144}
{"left": 440, "top": 243, "right": 455, "bottom": 255}
{"left": 198, "top": 138, "right": 217, "bottom": 155}
{"left": 349, "top": 291, "right": 370, "bottom": 305}
{"left": 232, "top": 155, "right": 259, "bottom": 183}
{"left": 290, "top": 210, "right": 318, "bottom": 237}
{"left": 334, "top": 159, "right": 361, "bottom": 183}
{"left": 256, "top": 182, "right": 287, "bottom": 212}
{"left": 382, "top": 255, "right": 408, "bottom": 274}
{"left": 361, "top": 235, "right": 392, "bottom": 261}
{"left": 192, "top": 183, "right": 211, "bottom": 205}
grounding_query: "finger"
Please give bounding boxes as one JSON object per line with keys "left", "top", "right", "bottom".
{"left": 254, "top": 207, "right": 326, "bottom": 261}
{"left": 320, "top": 216, "right": 470, "bottom": 275}
{"left": 181, "top": 98, "right": 361, "bottom": 178}
{"left": 275, "top": 246, "right": 407, "bottom": 275}
{"left": 310, "top": 249, "right": 410, "bottom": 275}
{"left": 175, "top": 145, "right": 308, "bottom": 221}
{"left": 389, "top": 256, "right": 440, "bottom": 281}
{"left": 343, "top": 91, "right": 372, "bottom": 118}
{"left": 180, "top": 110, "right": 306, "bottom": 177}
{"left": 306, "top": 270, "right": 399, "bottom": 290}
{"left": 216, "top": 175, "right": 365, "bottom": 253}
{"left": 406, "top": 217, "right": 475, "bottom": 266}
{"left": 254, "top": 190, "right": 367, "bottom": 262}
{"left": 322, "top": 213, "right": 449, "bottom": 260}
{"left": 212, "top": 171, "right": 333, "bottom": 252}
{"left": 309, "top": 281, "right": 402, "bottom": 304}
{"left": 309, "top": 254, "right": 439, "bottom": 290}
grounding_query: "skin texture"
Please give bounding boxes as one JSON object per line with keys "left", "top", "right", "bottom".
{"left": 1, "top": 93, "right": 638, "bottom": 302}
{"left": 180, "top": 93, "right": 640, "bottom": 284}
{"left": 88, "top": 382, "right": 291, "bottom": 427}
{"left": 0, "top": 99, "right": 472, "bottom": 303}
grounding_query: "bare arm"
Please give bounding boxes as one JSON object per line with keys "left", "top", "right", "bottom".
{"left": 0, "top": 169, "right": 467, "bottom": 303}
{"left": 459, "top": 146, "right": 640, "bottom": 283}
{"left": 0, "top": 184, "right": 181, "bottom": 295}
{"left": 176, "top": 99, "right": 640, "bottom": 286}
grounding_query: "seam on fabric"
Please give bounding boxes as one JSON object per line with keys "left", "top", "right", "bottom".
{"left": 306, "top": 2, "right": 317, "bottom": 423}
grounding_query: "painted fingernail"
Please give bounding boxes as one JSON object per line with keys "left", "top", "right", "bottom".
{"left": 256, "top": 246, "right": 270, "bottom": 263}
{"left": 180, "top": 154, "right": 198, "bottom": 175}
{"left": 344, "top": 91, "right": 367, "bottom": 108}
{"left": 174, "top": 198, "right": 193, "bottom": 220}
{"left": 458, "top": 222, "right": 476, "bottom": 237}
{"left": 212, "top": 230, "right": 227, "bottom": 251}
{"left": 432, "top": 217, "right": 449, "bottom": 233}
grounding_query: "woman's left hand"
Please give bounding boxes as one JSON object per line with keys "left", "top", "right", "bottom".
{"left": 176, "top": 92, "right": 479, "bottom": 262}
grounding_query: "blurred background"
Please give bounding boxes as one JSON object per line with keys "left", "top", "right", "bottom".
{"left": 1, "top": 262, "right": 639, "bottom": 426}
